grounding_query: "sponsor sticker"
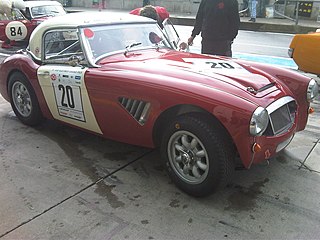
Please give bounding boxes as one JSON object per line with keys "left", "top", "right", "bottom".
{"left": 50, "top": 69, "right": 85, "bottom": 122}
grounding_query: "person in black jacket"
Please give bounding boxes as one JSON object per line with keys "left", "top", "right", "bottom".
{"left": 143, "top": 0, "right": 150, "bottom": 7}
{"left": 187, "top": 0, "right": 240, "bottom": 57}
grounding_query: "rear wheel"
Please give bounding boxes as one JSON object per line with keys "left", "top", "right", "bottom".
{"left": 161, "top": 114, "right": 235, "bottom": 197}
{"left": 9, "top": 72, "right": 43, "bottom": 126}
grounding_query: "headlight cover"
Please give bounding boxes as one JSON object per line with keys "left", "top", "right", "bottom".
{"left": 250, "top": 107, "right": 269, "bottom": 136}
{"left": 307, "top": 79, "right": 319, "bottom": 102}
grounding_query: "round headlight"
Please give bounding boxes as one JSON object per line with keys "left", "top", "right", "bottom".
{"left": 250, "top": 107, "right": 269, "bottom": 136}
{"left": 307, "top": 79, "right": 319, "bottom": 102}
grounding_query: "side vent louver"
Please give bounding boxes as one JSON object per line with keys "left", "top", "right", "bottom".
{"left": 119, "top": 97, "right": 151, "bottom": 125}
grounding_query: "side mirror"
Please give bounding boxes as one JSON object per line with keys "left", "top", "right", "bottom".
{"left": 67, "top": 55, "right": 81, "bottom": 67}
{"left": 149, "top": 32, "right": 162, "bottom": 44}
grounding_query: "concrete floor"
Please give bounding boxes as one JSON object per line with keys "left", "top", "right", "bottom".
{"left": 0, "top": 81, "right": 319, "bottom": 239}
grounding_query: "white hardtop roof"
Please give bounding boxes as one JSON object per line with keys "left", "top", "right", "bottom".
{"left": 28, "top": 11, "right": 155, "bottom": 60}
{"left": 24, "top": 1, "right": 62, "bottom": 8}
{"left": 36, "top": 11, "right": 154, "bottom": 30}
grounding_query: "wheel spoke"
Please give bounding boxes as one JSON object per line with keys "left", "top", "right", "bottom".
{"left": 190, "top": 138, "right": 198, "bottom": 149}
{"left": 192, "top": 166, "right": 201, "bottom": 178}
{"left": 19, "top": 85, "right": 26, "bottom": 94}
{"left": 195, "top": 149, "right": 205, "bottom": 158}
{"left": 174, "top": 143, "right": 187, "bottom": 154}
{"left": 175, "top": 155, "right": 182, "bottom": 163}
{"left": 196, "top": 160, "right": 207, "bottom": 171}
{"left": 181, "top": 135, "right": 190, "bottom": 149}
{"left": 183, "top": 165, "right": 189, "bottom": 175}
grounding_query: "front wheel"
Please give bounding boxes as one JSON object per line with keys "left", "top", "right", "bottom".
{"left": 9, "top": 72, "right": 43, "bottom": 126}
{"left": 161, "top": 114, "right": 235, "bottom": 197}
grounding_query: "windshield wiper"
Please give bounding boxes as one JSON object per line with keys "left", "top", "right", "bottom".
{"left": 124, "top": 42, "right": 142, "bottom": 56}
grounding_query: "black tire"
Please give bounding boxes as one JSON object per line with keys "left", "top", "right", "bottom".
{"left": 8, "top": 72, "right": 43, "bottom": 126}
{"left": 161, "top": 114, "right": 235, "bottom": 197}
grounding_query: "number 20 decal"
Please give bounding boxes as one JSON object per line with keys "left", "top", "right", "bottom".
{"left": 53, "top": 83, "right": 85, "bottom": 122}
{"left": 58, "top": 84, "right": 75, "bottom": 109}
{"left": 5, "top": 21, "right": 28, "bottom": 41}
{"left": 206, "top": 62, "right": 235, "bottom": 69}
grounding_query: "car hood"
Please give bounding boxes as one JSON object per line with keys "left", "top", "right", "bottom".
{"left": 99, "top": 50, "right": 281, "bottom": 99}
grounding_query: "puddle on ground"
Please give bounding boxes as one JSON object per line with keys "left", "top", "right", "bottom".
{"left": 35, "top": 121, "right": 128, "bottom": 208}
{"left": 225, "top": 178, "right": 269, "bottom": 211}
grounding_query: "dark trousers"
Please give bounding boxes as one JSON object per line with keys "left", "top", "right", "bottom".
{"left": 143, "top": 0, "right": 150, "bottom": 6}
{"left": 201, "top": 39, "right": 233, "bottom": 57}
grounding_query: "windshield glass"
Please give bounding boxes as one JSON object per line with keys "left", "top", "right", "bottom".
{"left": 80, "top": 23, "right": 172, "bottom": 63}
{"left": 30, "top": 5, "right": 65, "bottom": 18}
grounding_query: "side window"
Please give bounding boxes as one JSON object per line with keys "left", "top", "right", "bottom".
{"left": 0, "top": 9, "right": 25, "bottom": 21}
{"left": 0, "top": 13, "right": 8, "bottom": 20}
{"left": 12, "top": 9, "right": 26, "bottom": 20}
{"left": 44, "top": 29, "right": 85, "bottom": 64}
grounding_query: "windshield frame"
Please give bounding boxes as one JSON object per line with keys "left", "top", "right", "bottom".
{"left": 79, "top": 22, "right": 173, "bottom": 66}
{"left": 29, "top": 5, "right": 66, "bottom": 19}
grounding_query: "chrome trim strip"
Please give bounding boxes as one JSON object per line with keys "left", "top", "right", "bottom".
{"left": 266, "top": 96, "right": 295, "bottom": 114}
{"left": 276, "top": 135, "right": 294, "bottom": 152}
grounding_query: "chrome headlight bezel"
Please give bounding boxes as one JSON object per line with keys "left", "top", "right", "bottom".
{"left": 307, "top": 79, "right": 319, "bottom": 102}
{"left": 250, "top": 107, "right": 269, "bottom": 136}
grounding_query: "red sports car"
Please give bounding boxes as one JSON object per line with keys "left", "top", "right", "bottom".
{"left": 0, "top": 1, "right": 66, "bottom": 48}
{"left": 0, "top": 12, "right": 318, "bottom": 197}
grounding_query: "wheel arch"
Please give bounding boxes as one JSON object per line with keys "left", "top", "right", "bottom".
{"left": 6, "top": 68, "right": 53, "bottom": 121}
{"left": 7, "top": 69, "right": 26, "bottom": 96}
{"left": 152, "top": 104, "right": 235, "bottom": 150}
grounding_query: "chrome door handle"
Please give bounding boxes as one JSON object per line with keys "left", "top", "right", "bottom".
{"left": 38, "top": 71, "right": 50, "bottom": 76}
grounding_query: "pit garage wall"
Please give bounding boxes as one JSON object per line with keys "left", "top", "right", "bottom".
{"left": 66, "top": 0, "right": 320, "bottom": 20}
{"left": 69, "top": 0, "right": 203, "bottom": 14}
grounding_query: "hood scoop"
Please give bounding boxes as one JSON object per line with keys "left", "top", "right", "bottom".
{"left": 247, "top": 82, "right": 276, "bottom": 94}
{"left": 182, "top": 58, "right": 278, "bottom": 94}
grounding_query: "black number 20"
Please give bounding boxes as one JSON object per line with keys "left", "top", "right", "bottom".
{"left": 58, "top": 84, "right": 75, "bottom": 108}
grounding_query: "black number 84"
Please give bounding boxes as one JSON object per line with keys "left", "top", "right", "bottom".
{"left": 10, "top": 26, "right": 23, "bottom": 37}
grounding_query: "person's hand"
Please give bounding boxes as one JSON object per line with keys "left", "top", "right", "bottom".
{"left": 187, "top": 36, "right": 194, "bottom": 46}
{"left": 179, "top": 42, "right": 188, "bottom": 51}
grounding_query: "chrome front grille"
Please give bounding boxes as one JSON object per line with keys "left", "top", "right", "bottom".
{"left": 266, "top": 96, "right": 297, "bottom": 136}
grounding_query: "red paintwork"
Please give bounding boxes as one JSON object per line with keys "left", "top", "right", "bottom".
{"left": 0, "top": 19, "right": 36, "bottom": 43}
{"left": 0, "top": 48, "right": 312, "bottom": 168}
{"left": 0, "top": 11, "right": 63, "bottom": 44}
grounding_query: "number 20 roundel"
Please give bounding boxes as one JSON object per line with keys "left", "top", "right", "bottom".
{"left": 5, "top": 21, "right": 28, "bottom": 41}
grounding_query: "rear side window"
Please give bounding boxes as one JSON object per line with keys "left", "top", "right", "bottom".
{"left": 43, "top": 29, "right": 85, "bottom": 64}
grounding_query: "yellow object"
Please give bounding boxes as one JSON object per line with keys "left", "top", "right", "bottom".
{"left": 289, "top": 32, "right": 320, "bottom": 75}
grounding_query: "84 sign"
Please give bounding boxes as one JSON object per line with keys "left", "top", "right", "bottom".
{"left": 5, "top": 21, "right": 28, "bottom": 41}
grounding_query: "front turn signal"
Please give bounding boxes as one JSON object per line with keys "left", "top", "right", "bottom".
{"left": 252, "top": 143, "right": 262, "bottom": 153}
{"left": 309, "top": 107, "right": 315, "bottom": 114}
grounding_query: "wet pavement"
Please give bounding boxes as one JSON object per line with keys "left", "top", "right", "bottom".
{"left": 0, "top": 70, "right": 319, "bottom": 239}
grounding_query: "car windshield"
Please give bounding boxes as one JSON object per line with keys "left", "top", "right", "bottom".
{"left": 0, "top": 9, "right": 26, "bottom": 21}
{"left": 80, "top": 23, "right": 172, "bottom": 63}
{"left": 30, "top": 5, "right": 65, "bottom": 18}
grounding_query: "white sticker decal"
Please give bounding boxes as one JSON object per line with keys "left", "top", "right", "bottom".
{"left": 183, "top": 58, "right": 249, "bottom": 75}
{"left": 5, "top": 21, "right": 28, "bottom": 41}
{"left": 50, "top": 69, "right": 85, "bottom": 122}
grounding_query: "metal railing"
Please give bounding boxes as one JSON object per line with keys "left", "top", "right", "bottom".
{"left": 273, "top": 0, "right": 320, "bottom": 25}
